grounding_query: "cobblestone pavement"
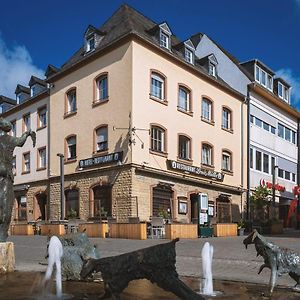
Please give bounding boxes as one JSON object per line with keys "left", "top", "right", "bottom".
{"left": 7, "top": 230, "right": 300, "bottom": 289}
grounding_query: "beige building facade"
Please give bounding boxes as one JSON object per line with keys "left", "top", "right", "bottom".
{"left": 46, "top": 5, "right": 247, "bottom": 225}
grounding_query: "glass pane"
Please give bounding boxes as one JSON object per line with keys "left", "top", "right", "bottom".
{"left": 263, "top": 122, "right": 269, "bottom": 131}
{"left": 256, "top": 150, "right": 261, "bottom": 171}
{"left": 263, "top": 153, "right": 269, "bottom": 173}
{"left": 255, "top": 118, "right": 262, "bottom": 127}
{"left": 278, "top": 123, "right": 284, "bottom": 138}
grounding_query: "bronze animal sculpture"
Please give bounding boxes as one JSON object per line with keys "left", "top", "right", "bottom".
{"left": 0, "top": 117, "right": 36, "bottom": 242}
{"left": 243, "top": 230, "right": 300, "bottom": 295}
{"left": 80, "top": 238, "right": 204, "bottom": 300}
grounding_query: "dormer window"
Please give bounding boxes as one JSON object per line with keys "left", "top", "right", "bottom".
{"left": 17, "top": 93, "right": 28, "bottom": 104}
{"left": 185, "top": 48, "right": 194, "bottom": 64}
{"left": 209, "top": 62, "right": 216, "bottom": 77}
{"left": 86, "top": 36, "right": 95, "bottom": 52}
{"left": 255, "top": 64, "right": 273, "bottom": 91}
{"left": 31, "top": 85, "right": 37, "bottom": 97}
{"left": 160, "top": 31, "right": 169, "bottom": 49}
{"left": 278, "top": 82, "right": 289, "bottom": 102}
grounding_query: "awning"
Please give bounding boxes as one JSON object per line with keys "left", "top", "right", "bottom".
{"left": 13, "top": 184, "right": 29, "bottom": 192}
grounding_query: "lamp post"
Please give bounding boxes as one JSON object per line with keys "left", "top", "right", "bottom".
{"left": 272, "top": 165, "right": 278, "bottom": 219}
{"left": 57, "top": 153, "right": 65, "bottom": 221}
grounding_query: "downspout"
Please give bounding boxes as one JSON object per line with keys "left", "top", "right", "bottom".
{"left": 240, "top": 99, "right": 244, "bottom": 219}
{"left": 297, "top": 119, "right": 300, "bottom": 229}
{"left": 246, "top": 89, "right": 251, "bottom": 226}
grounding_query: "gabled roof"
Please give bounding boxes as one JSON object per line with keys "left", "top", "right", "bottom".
{"left": 29, "top": 76, "right": 47, "bottom": 87}
{"left": 196, "top": 53, "right": 218, "bottom": 66}
{"left": 158, "top": 22, "right": 172, "bottom": 35}
{"left": 84, "top": 25, "right": 106, "bottom": 38}
{"left": 45, "top": 64, "right": 60, "bottom": 78}
{"left": 274, "top": 77, "right": 291, "bottom": 88}
{"left": 0, "top": 95, "right": 16, "bottom": 105}
{"left": 240, "top": 59, "right": 275, "bottom": 76}
{"left": 15, "top": 84, "right": 30, "bottom": 95}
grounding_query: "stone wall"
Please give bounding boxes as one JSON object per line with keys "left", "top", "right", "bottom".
{"left": 132, "top": 168, "right": 245, "bottom": 223}
{"left": 49, "top": 166, "right": 133, "bottom": 222}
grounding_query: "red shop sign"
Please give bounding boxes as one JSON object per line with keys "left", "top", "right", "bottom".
{"left": 260, "top": 179, "right": 286, "bottom": 192}
{"left": 293, "top": 186, "right": 300, "bottom": 196}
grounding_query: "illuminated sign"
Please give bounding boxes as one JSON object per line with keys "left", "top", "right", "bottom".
{"left": 260, "top": 179, "right": 285, "bottom": 192}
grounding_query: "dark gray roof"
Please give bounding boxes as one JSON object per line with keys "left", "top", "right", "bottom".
{"left": 45, "top": 64, "right": 60, "bottom": 78}
{"left": 274, "top": 77, "right": 291, "bottom": 88}
{"left": 0, "top": 95, "right": 16, "bottom": 105}
{"left": 48, "top": 4, "right": 243, "bottom": 99}
{"left": 240, "top": 59, "right": 275, "bottom": 76}
{"left": 29, "top": 75, "right": 47, "bottom": 87}
{"left": 15, "top": 84, "right": 30, "bottom": 95}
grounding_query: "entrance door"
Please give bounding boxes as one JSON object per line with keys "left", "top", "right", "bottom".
{"left": 216, "top": 196, "right": 232, "bottom": 223}
{"left": 35, "top": 193, "right": 47, "bottom": 220}
{"left": 190, "top": 193, "right": 199, "bottom": 224}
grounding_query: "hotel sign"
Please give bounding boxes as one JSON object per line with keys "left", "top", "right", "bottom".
{"left": 79, "top": 151, "right": 123, "bottom": 169}
{"left": 167, "top": 160, "right": 224, "bottom": 181}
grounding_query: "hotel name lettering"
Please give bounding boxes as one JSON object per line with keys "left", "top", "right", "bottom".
{"left": 167, "top": 160, "right": 224, "bottom": 181}
{"left": 79, "top": 152, "right": 123, "bottom": 168}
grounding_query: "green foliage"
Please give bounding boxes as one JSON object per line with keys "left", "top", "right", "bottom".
{"left": 250, "top": 185, "right": 271, "bottom": 222}
{"left": 67, "top": 208, "right": 77, "bottom": 219}
{"left": 157, "top": 208, "right": 169, "bottom": 219}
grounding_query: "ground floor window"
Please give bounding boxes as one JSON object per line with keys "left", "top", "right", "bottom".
{"left": 92, "top": 185, "right": 112, "bottom": 219}
{"left": 152, "top": 184, "right": 173, "bottom": 218}
{"left": 65, "top": 189, "right": 79, "bottom": 219}
{"left": 216, "top": 195, "right": 232, "bottom": 223}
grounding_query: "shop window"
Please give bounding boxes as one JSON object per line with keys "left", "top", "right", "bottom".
{"left": 65, "top": 189, "right": 79, "bottom": 219}
{"left": 92, "top": 185, "right": 112, "bottom": 219}
{"left": 216, "top": 196, "right": 232, "bottom": 223}
{"left": 152, "top": 184, "right": 173, "bottom": 218}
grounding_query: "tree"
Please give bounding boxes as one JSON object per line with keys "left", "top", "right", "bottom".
{"left": 250, "top": 186, "right": 271, "bottom": 223}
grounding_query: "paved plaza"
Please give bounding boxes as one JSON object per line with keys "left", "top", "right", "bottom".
{"left": 7, "top": 230, "right": 300, "bottom": 289}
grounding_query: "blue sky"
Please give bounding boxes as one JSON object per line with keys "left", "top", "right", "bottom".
{"left": 1, "top": 0, "right": 300, "bottom": 107}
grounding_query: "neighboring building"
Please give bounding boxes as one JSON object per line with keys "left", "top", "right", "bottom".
{"left": 0, "top": 95, "right": 16, "bottom": 114}
{"left": 1, "top": 76, "right": 49, "bottom": 223}
{"left": 194, "top": 33, "right": 300, "bottom": 225}
{"left": 46, "top": 4, "right": 247, "bottom": 223}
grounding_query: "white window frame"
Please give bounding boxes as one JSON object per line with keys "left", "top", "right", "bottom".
{"left": 151, "top": 73, "right": 165, "bottom": 100}
{"left": 185, "top": 48, "right": 194, "bottom": 64}
{"left": 208, "top": 62, "right": 216, "bottom": 77}
{"left": 178, "top": 87, "right": 190, "bottom": 111}
{"left": 178, "top": 136, "right": 190, "bottom": 160}
{"left": 255, "top": 64, "right": 273, "bottom": 91}
{"left": 95, "top": 126, "right": 108, "bottom": 152}
{"left": 278, "top": 82, "right": 284, "bottom": 99}
{"left": 67, "top": 136, "right": 77, "bottom": 160}
{"left": 151, "top": 126, "right": 165, "bottom": 153}
{"left": 86, "top": 36, "right": 95, "bottom": 52}
{"left": 222, "top": 151, "right": 231, "bottom": 171}
{"left": 202, "top": 98, "right": 212, "bottom": 121}
{"left": 160, "top": 31, "right": 170, "bottom": 49}
{"left": 222, "top": 108, "right": 231, "bottom": 130}
{"left": 202, "top": 144, "right": 212, "bottom": 166}
{"left": 67, "top": 90, "right": 77, "bottom": 113}
{"left": 23, "top": 152, "right": 30, "bottom": 173}
{"left": 38, "top": 148, "right": 47, "bottom": 169}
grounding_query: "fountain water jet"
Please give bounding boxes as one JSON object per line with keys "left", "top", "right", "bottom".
{"left": 43, "top": 236, "right": 63, "bottom": 298}
{"left": 201, "top": 241, "right": 214, "bottom": 295}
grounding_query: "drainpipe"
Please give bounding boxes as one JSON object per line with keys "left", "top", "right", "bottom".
{"left": 246, "top": 90, "right": 251, "bottom": 227}
{"left": 297, "top": 120, "right": 300, "bottom": 229}
{"left": 240, "top": 99, "right": 244, "bottom": 219}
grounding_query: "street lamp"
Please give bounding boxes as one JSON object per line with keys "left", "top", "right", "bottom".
{"left": 272, "top": 165, "right": 278, "bottom": 219}
{"left": 57, "top": 153, "right": 65, "bottom": 221}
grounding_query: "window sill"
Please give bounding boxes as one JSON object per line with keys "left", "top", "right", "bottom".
{"left": 36, "top": 125, "right": 47, "bottom": 131}
{"left": 177, "top": 107, "right": 193, "bottom": 117}
{"left": 177, "top": 157, "right": 193, "bottom": 165}
{"left": 221, "top": 127, "right": 233, "bottom": 134}
{"left": 92, "top": 150, "right": 109, "bottom": 157}
{"left": 64, "top": 158, "right": 77, "bottom": 164}
{"left": 149, "top": 149, "right": 168, "bottom": 158}
{"left": 222, "top": 169, "right": 233, "bottom": 176}
{"left": 21, "top": 171, "right": 30, "bottom": 175}
{"left": 36, "top": 167, "right": 46, "bottom": 172}
{"left": 92, "top": 98, "right": 109, "bottom": 108}
{"left": 64, "top": 111, "right": 77, "bottom": 119}
{"left": 201, "top": 163, "right": 215, "bottom": 170}
{"left": 201, "top": 117, "right": 215, "bottom": 126}
{"left": 149, "top": 95, "right": 168, "bottom": 106}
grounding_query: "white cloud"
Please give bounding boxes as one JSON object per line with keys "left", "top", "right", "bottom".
{"left": 0, "top": 34, "right": 44, "bottom": 99}
{"left": 276, "top": 68, "right": 300, "bottom": 107}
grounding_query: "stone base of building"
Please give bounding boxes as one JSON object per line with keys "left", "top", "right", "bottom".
{"left": 0, "top": 242, "right": 15, "bottom": 274}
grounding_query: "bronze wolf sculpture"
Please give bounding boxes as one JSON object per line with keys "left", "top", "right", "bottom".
{"left": 243, "top": 230, "right": 300, "bottom": 294}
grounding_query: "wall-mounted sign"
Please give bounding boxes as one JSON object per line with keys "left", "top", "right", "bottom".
{"left": 167, "top": 160, "right": 224, "bottom": 181}
{"left": 260, "top": 179, "right": 285, "bottom": 192}
{"left": 293, "top": 186, "right": 300, "bottom": 196}
{"left": 79, "top": 151, "right": 123, "bottom": 169}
